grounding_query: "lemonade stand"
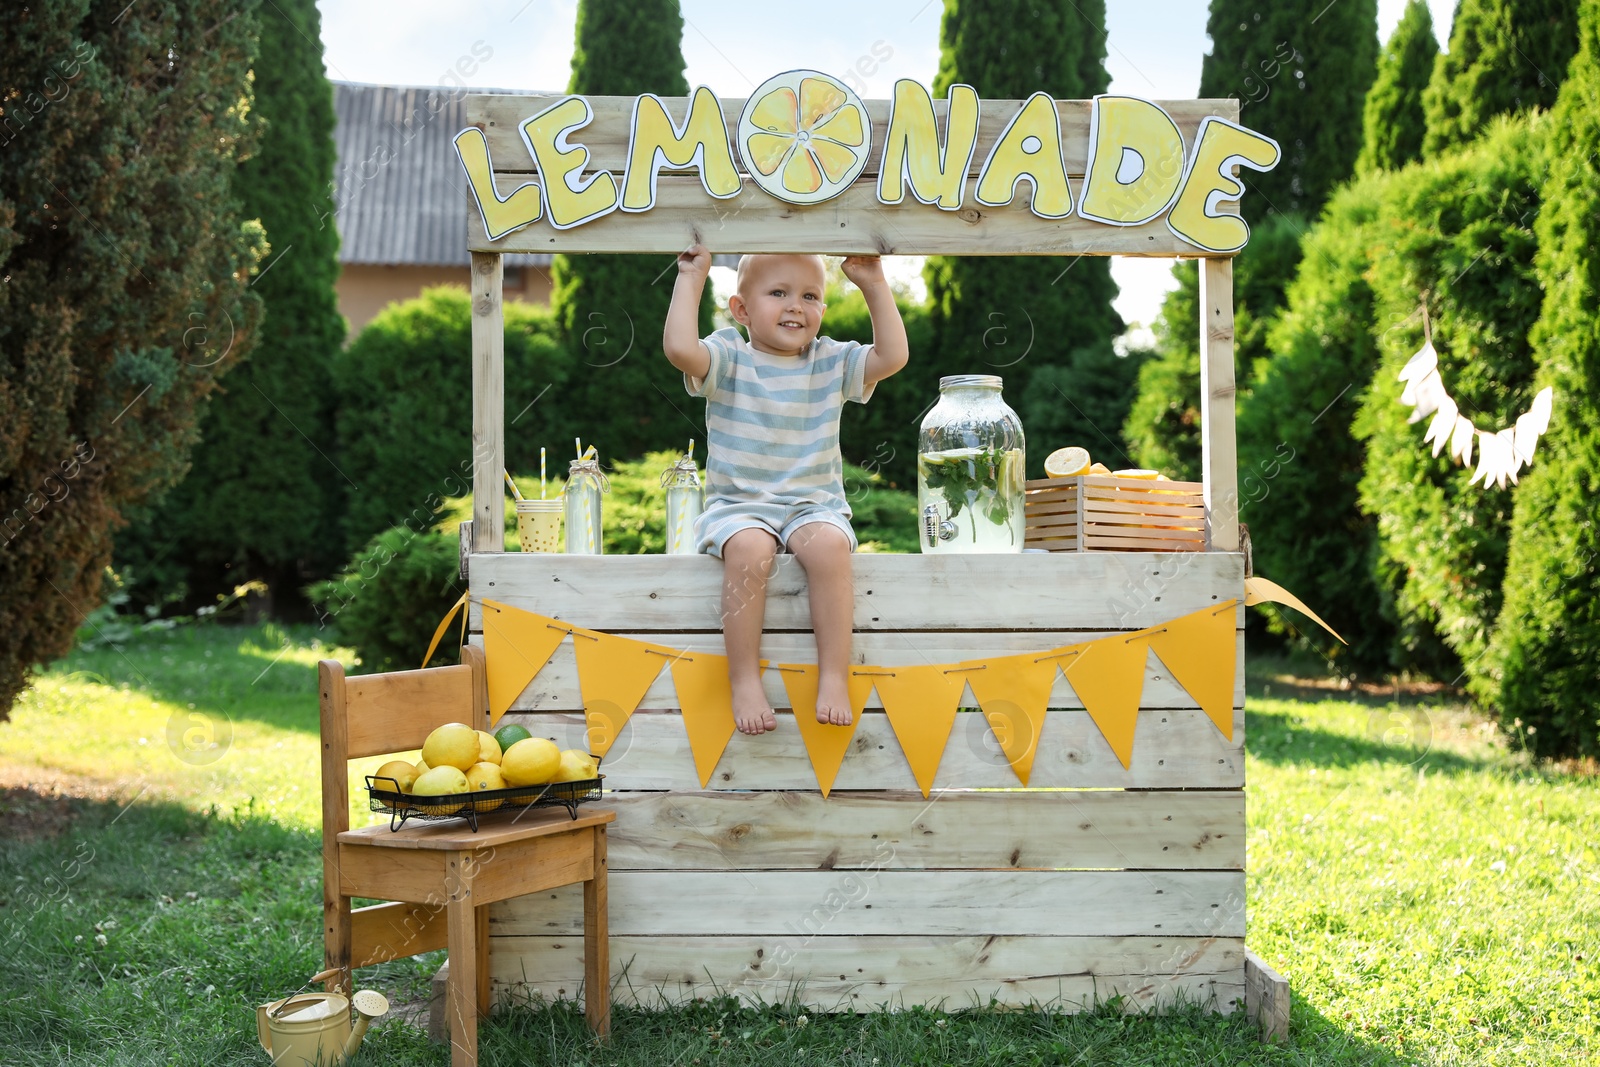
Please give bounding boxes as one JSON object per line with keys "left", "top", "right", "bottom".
{"left": 444, "top": 73, "right": 1288, "bottom": 1036}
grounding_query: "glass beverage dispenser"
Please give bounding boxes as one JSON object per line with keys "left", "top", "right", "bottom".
{"left": 916, "top": 375, "right": 1025, "bottom": 553}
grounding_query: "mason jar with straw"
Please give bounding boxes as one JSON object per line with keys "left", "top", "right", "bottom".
{"left": 563, "top": 441, "right": 608, "bottom": 554}
{"left": 661, "top": 440, "right": 703, "bottom": 555}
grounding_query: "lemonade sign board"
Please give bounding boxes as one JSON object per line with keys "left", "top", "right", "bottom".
{"left": 456, "top": 74, "right": 1278, "bottom": 257}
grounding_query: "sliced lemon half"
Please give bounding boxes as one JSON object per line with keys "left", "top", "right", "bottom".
{"left": 1112, "top": 468, "right": 1161, "bottom": 480}
{"left": 1043, "top": 446, "right": 1091, "bottom": 478}
{"left": 738, "top": 71, "right": 872, "bottom": 205}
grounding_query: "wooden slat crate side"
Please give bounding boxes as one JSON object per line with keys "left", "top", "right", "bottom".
{"left": 469, "top": 96, "right": 1239, "bottom": 179}
{"left": 499, "top": 704, "right": 1244, "bottom": 791}
{"left": 489, "top": 934, "right": 1246, "bottom": 1013}
{"left": 591, "top": 790, "right": 1245, "bottom": 872}
{"left": 468, "top": 180, "right": 1206, "bottom": 257}
{"left": 1024, "top": 477, "right": 1209, "bottom": 554}
{"left": 469, "top": 552, "right": 1246, "bottom": 632}
{"left": 491, "top": 869, "right": 1246, "bottom": 938}
{"left": 495, "top": 628, "right": 1245, "bottom": 712}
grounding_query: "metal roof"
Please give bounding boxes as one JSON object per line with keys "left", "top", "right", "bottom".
{"left": 332, "top": 82, "right": 554, "bottom": 268}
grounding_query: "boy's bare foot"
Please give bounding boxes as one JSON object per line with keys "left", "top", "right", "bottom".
{"left": 816, "top": 676, "right": 853, "bottom": 726}
{"left": 732, "top": 678, "right": 778, "bottom": 735}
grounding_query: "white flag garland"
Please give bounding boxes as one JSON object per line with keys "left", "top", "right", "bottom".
{"left": 1397, "top": 338, "right": 1554, "bottom": 490}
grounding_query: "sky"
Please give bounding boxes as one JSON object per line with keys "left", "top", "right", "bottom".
{"left": 318, "top": 0, "right": 1458, "bottom": 334}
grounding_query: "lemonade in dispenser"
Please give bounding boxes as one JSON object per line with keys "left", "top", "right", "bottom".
{"left": 917, "top": 374, "right": 1025, "bottom": 553}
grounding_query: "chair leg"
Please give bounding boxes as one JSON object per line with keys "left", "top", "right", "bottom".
{"left": 446, "top": 857, "right": 479, "bottom": 1067}
{"left": 324, "top": 890, "right": 352, "bottom": 996}
{"left": 475, "top": 902, "right": 492, "bottom": 1018}
{"left": 583, "top": 826, "right": 610, "bottom": 1038}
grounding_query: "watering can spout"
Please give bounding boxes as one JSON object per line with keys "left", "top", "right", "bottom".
{"left": 344, "top": 989, "right": 391, "bottom": 1061}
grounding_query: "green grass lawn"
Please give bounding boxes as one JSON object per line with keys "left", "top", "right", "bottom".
{"left": 1, "top": 621, "right": 1596, "bottom": 1065}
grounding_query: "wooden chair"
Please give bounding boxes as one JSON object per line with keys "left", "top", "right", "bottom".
{"left": 319, "top": 645, "right": 612, "bottom": 1067}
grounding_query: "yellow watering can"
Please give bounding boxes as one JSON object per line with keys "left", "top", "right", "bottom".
{"left": 256, "top": 968, "right": 389, "bottom": 1067}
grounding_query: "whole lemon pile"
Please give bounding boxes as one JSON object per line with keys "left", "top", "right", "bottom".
{"left": 372, "top": 722, "right": 598, "bottom": 817}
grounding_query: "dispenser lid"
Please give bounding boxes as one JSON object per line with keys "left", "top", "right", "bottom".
{"left": 938, "top": 374, "right": 1004, "bottom": 390}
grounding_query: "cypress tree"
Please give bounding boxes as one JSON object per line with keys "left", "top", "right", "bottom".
{"left": 923, "top": 0, "right": 1124, "bottom": 478}
{"left": 1357, "top": 0, "right": 1439, "bottom": 173}
{"left": 1, "top": 0, "right": 263, "bottom": 716}
{"left": 550, "top": 0, "right": 711, "bottom": 460}
{"left": 116, "top": 0, "right": 345, "bottom": 616}
{"left": 1422, "top": 0, "right": 1579, "bottom": 156}
{"left": 1125, "top": 0, "right": 1378, "bottom": 479}
{"left": 1477, "top": 0, "right": 1600, "bottom": 759}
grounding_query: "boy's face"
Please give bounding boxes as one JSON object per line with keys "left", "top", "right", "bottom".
{"left": 729, "top": 255, "right": 827, "bottom": 358}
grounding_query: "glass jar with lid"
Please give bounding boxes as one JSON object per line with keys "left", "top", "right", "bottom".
{"left": 916, "top": 374, "right": 1026, "bottom": 553}
{"left": 660, "top": 453, "right": 703, "bottom": 555}
{"left": 563, "top": 456, "right": 609, "bottom": 554}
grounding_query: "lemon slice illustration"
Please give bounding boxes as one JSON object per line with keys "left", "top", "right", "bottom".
{"left": 738, "top": 70, "right": 873, "bottom": 205}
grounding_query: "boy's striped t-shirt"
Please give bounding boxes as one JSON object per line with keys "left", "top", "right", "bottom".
{"left": 684, "top": 327, "right": 876, "bottom": 513}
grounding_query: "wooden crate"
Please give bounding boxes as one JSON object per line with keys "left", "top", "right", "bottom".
{"left": 466, "top": 552, "right": 1247, "bottom": 1012}
{"left": 1025, "top": 475, "right": 1207, "bottom": 553}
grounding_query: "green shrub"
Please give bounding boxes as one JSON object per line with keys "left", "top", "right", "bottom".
{"left": 333, "top": 287, "right": 575, "bottom": 557}
{"left": 1477, "top": 1, "right": 1600, "bottom": 760}
{"left": 1354, "top": 116, "right": 1546, "bottom": 674}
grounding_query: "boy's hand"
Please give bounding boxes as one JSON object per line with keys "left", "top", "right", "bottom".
{"left": 841, "top": 255, "right": 887, "bottom": 290}
{"left": 677, "top": 244, "right": 712, "bottom": 279}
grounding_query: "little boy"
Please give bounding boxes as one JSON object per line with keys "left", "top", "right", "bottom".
{"left": 663, "top": 245, "right": 909, "bottom": 735}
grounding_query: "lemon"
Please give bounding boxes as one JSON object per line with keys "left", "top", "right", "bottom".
{"left": 1043, "top": 447, "right": 1091, "bottom": 478}
{"left": 414, "top": 758, "right": 430, "bottom": 775}
{"left": 552, "top": 749, "right": 599, "bottom": 784}
{"left": 374, "top": 760, "right": 419, "bottom": 794}
{"left": 1113, "top": 468, "right": 1160, "bottom": 480}
{"left": 475, "top": 730, "right": 502, "bottom": 765}
{"left": 494, "top": 724, "right": 532, "bottom": 753}
{"left": 465, "top": 762, "right": 505, "bottom": 791}
{"left": 421, "top": 723, "right": 480, "bottom": 772}
{"left": 1088, "top": 462, "right": 1112, "bottom": 476}
{"left": 738, "top": 71, "right": 871, "bottom": 205}
{"left": 411, "top": 765, "right": 469, "bottom": 815}
{"left": 501, "top": 737, "right": 561, "bottom": 787}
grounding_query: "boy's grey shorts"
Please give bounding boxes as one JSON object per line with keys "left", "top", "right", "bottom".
{"left": 694, "top": 500, "right": 858, "bottom": 558}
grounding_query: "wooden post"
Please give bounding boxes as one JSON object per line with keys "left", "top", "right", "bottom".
{"left": 1244, "top": 950, "right": 1290, "bottom": 1042}
{"left": 318, "top": 660, "right": 352, "bottom": 995}
{"left": 1199, "top": 256, "right": 1239, "bottom": 552}
{"left": 471, "top": 251, "right": 505, "bottom": 554}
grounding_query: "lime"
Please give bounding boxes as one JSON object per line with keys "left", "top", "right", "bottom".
{"left": 494, "top": 724, "right": 533, "bottom": 753}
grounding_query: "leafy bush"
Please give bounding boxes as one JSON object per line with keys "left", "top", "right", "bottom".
{"left": 1478, "top": 5, "right": 1600, "bottom": 760}
{"left": 333, "top": 287, "right": 575, "bottom": 557}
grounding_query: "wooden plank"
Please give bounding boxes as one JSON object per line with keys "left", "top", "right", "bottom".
{"left": 1082, "top": 534, "right": 1207, "bottom": 553}
{"left": 444, "top": 873, "right": 478, "bottom": 1067}
{"left": 471, "top": 95, "right": 1239, "bottom": 179}
{"left": 491, "top": 870, "right": 1246, "bottom": 937}
{"left": 1082, "top": 525, "right": 1206, "bottom": 544}
{"left": 1082, "top": 497, "right": 1206, "bottom": 519}
{"left": 469, "top": 177, "right": 1208, "bottom": 257}
{"left": 470, "top": 251, "right": 504, "bottom": 553}
{"left": 1200, "top": 257, "right": 1239, "bottom": 552}
{"left": 470, "top": 833, "right": 596, "bottom": 904}
{"left": 343, "top": 663, "right": 476, "bottom": 759}
{"left": 584, "top": 828, "right": 610, "bottom": 1037}
{"left": 1245, "top": 950, "right": 1291, "bottom": 1042}
{"left": 500, "top": 704, "right": 1245, "bottom": 791}
{"left": 338, "top": 844, "right": 446, "bottom": 903}
{"left": 596, "top": 790, "right": 1244, "bottom": 871}
{"left": 489, "top": 934, "right": 1246, "bottom": 1012}
{"left": 498, "top": 629, "right": 1243, "bottom": 712}
{"left": 469, "top": 552, "right": 1246, "bottom": 631}
{"left": 350, "top": 900, "right": 448, "bottom": 968}
{"left": 319, "top": 660, "right": 353, "bottom": 991}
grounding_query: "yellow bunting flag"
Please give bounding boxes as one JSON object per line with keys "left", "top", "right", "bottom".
{"left": 480, "top": 599, "right": 571, "bottom": 727}
{"left": 1063, "top": 636, "right": 1150, "bottom": 770}
{"left": 963, "top": 653, "right": 1062, "bottom": 786}
{"left": 1146, "top": 603, "right": 1238, "bottom": 740}
{"left": 872, "top": 665, "right": 968, "bottom": 797}
{"left": 1245, "top": 576, "right": 1347, "bottom": 644}
{"left": 776, "top": 666, "right": 876, "bottom": 797}
{"left": 571, "top": 629, "right": 672, "bottom": 758}
{"left": 667, "top": 652, "right": 740, "bottom": 788}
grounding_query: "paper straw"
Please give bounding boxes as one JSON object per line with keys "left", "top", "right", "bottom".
{"left": 540, "top": 447, "right": 547, "bottom": 499}
{"left": 575, "top": 437, "right": 583, "bottom": 460}
{"left": 503, "top": 470, "right": 524, "bottom": 501}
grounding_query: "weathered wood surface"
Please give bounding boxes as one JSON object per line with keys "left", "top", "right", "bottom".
{"left": 470, "top": 95, "right": 1239, "bottom": 179}
{"left": 1200, "top": 258, "right": 1240, "bottom": 552}
{"left": 589, "top": 790, "right": 1244, "bottom": 871}
{"left": 499, "top": 629, "right": 1244, "bottom": 712}
{"left": 469, "top": 552, "right": 1246, "bottom": 632}
{"left": 343, "top": 663, "right": 476, "bottom": 760}
{"left": 500, "top": 706, "right": 1244, "bottom": 790}
{"left": 468, "top": 180, "right": 1210, "bottom": 257}
{"left": 490, "top": 934, "right": 1246, "bottom": 1012}
{"left": 1245, "top": 949, "right": 1291, "bottom": 1042}
{"left": 469, "top": 252, "right": 504, "bottom": 553}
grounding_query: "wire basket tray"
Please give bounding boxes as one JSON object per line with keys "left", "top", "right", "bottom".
{"left": 366, "top": 768, "right": 603, "bottom": 832}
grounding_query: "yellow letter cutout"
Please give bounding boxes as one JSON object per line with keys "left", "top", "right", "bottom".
{"left": 519, "top": 96, "right": 619, "bottom": 230}
{"left": 877, "top": 80, "right": 980, "bottom": 210}
{"left": 621, "top": 86, "right": 742, "bottom": 212}
{"left": 453, "top": 127, "right": 542, "bottom": 241}
{"left": 1167, "top": 116, "right": 1280, "bottom": 253}
{"left": 974, "top": 92, "right": 1073, "bottom": 219}
{"left": 1077, "top": 95, "right": 1186, "bottom": 227}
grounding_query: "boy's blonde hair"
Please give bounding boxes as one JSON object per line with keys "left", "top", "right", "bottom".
{"left": 734, "top": 253, "right": 827, "bottom": 296}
